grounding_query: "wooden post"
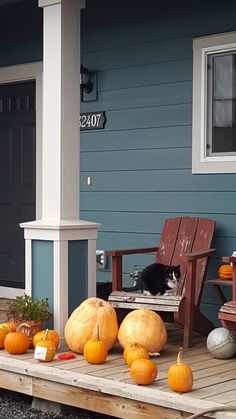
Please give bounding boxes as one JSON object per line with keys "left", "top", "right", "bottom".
{"left": 183, "top": 259, "right": 196, "bottom": 348}
{"left": 112, "top": 256, "right": 123, "bottom": 291}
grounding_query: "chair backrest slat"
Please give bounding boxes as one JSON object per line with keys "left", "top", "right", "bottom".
{"left": 155, "top": 217, "right": 182, "bottom": 265}
{"left": 156, "top": 217, "right": 215, "bottom": 302}
{"left": 190, "top": 218, "right": 216, "bottom": 305}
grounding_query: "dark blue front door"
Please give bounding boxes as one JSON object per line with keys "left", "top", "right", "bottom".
{"left": 0, "top": 81, "right": 36, "bottom": 288}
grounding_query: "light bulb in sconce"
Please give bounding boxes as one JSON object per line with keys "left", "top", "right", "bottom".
{"left": 87, "top": 176, "right": 92, "bottom": 186}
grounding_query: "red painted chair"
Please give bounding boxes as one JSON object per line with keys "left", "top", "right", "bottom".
{"left": 219, "top": 256, "right": 236, "bottom": 332}
{"left": 107, "top": 216, "right": 216, "bottom": 348}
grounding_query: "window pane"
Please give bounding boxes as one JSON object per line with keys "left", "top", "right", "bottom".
{"left": 207, "top": 52, "right": 236, "bottom": 155}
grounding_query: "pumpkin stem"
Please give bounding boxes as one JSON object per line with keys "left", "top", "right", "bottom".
{"left": 149, "top": 352, "right": 160, "bottom": 357}
{"left": 177, "top": 347, "right": 183, "bottom": 365}
{"left": 44, "top": 329, "right": 49, "bottom": 341}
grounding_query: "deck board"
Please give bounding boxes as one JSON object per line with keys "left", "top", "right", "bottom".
{"left": 0, "top": 323, "right": 236, "bottom": 418}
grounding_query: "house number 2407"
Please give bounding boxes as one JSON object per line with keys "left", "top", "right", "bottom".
{"left": 79, "top": 111, "right": 106, "bottom": 131}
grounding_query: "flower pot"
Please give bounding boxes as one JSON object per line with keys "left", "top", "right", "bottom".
{"left": 16, "top": 320, "right": 43, "bottom": 348}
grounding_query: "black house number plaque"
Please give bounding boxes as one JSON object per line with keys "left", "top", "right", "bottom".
{"left": 80, "top": 111, "right": 106, "bottom": 131}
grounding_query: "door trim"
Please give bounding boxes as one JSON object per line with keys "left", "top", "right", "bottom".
{"left": 0, "top": 62, "right": 42, "bottom": 298}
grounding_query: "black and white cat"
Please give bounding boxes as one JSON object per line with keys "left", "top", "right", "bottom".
{"left": 123, "top": 263, "right": 181, "bottom": 296}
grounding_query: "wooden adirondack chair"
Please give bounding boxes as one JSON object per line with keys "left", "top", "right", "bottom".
{"left": 219, "top": 255, "right": 236, "bottom": 332}
{"left": 107, "top": 216, "right": 216, "bottom": 348}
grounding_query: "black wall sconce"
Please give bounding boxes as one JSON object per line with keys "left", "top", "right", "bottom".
{"left": 80, "top": 64, "right": 93, "bottom": 102}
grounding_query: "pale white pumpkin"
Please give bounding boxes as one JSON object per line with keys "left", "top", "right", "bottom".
{"left": 118, "top": 309, "right": 167, "bottom": 353}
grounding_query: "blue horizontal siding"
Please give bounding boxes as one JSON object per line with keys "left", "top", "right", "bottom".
{"left": 82, "top": 37, "right": 193, "bottom": 71}
{"left": 81, "top": 148, "right": 191, "bottom": 171}
{"left": 81, "top": 0, "right": 236, "bottom": 326}
{"left": 81, "top": 126, "right": 191, "bottom": 152}
{"left": 81, "top": 171, "right": 236, "bottom": 192}
{"left": 98, "top": 60, "right": 193, "bottom": 91}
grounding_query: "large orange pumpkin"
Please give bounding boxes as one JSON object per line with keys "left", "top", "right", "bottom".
{"left": 118, "top": 309, "right": 167, "bottom": 353}
{"left": 64, "top": 298, "right": 119, "bottom": 354}
{"left": 4, "top": 331, "right": 30, "bottom": 354}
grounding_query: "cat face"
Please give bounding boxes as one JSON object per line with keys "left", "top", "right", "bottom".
{"left": 165, "top": 265, "right": 181, "bottom": 289}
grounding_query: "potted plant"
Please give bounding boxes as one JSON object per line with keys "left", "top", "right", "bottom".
{"left": 7, "top": 294, "right": 52, "bottom": 346}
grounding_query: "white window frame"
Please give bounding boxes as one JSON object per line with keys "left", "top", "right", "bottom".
{"left": 192, "top": 32, "right": 236, "bottom": 173}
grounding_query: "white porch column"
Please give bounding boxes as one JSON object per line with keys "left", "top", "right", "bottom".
{"left": 21, "top": 0, "right": 99, "bottom": 338}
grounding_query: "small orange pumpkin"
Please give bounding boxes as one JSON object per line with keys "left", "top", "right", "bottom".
{"left": 123, "top": 341, "right": 144, "bottom": 361}
{"left": 34, "top": 329, "right": 56, "bottom": 362}
{"left": 0, "top": 322, "right": 17, "bottom": 333}
{"left": 4, "top": 331, "right": 30, "bottom": 354}
{"left": 168, "top": 347, "right": 193, "bottom": 393}
{"left": 33, "top": 329, "right": 60, "bottom": 349}
{"left": 83, "top": 323, "right": 108, "bottom": 364}
{"left": 0, "top": 327, "right": 9, "bottom": 349}
{"left": 0, "top": 322, "right": 17, "bottom": 349}
{"left": 219, "top": 264, "right": 233, "bottom": 280}
{"left": 124, "top": 342, "right": 149, "bottom": 367}
{"left": 130, "top": 358, "right": 157, "bottom": 385}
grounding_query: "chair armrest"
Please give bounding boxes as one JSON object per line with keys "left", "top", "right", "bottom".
{"left": 107, "top": 246, "right": 158, "bottom": 291}
{"left": 182, "top": 248, "right": 216, "bottom": 261}
{"left": 222, "top": 256, "right": 236, "bottom": 264}
{"left": 106, "top": 247, "right": 158, "bottom": 257}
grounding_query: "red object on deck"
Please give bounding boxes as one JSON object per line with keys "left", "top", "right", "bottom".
{"left": 58, "top": 352, "right": 76, "bottom": 360}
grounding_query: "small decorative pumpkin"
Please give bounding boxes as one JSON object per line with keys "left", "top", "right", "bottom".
{"left": 83, "top": 324, "right": 108, "bottom": 364}
{"left": 130, "top": 358, "right": 157, "bottom": 385}
{"left": 168, "top": 347, "right": 193, "bottom": 393}
{"left": 33, "top": 329, "right": 60, "bottom": 349}
{"left": 123, "top": 341, "right": 144, "bottom": 361}
{"left": 118, "top": 309, "right": 167, "bottom": 353}
{"left": 4, "top": 331, "right": 30, "bottom": 354}
{"left": 124, "top": 342, "right": 149, "bottom": 367}
{"left": 34, "top": 329, "right": 56, "bottom": 362}
{"left": 0, "top": 322, "right": 17, "bottom": 333}
{"left": 0, "top": 322, "right": 17, "bottom": 349}
{"left": 218, "top": 264, "right": 233, "bottom": 280}
{"left": 64, "top": 297, "right": 118, "bottom": 354}
{"left": 0, "top": 327, "right": 9, "bottom": 349}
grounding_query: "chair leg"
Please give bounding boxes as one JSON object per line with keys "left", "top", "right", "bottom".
{"left": 174, "top": 305, "right": 194, "bottom": 348}
{"left": 193, "top": 307, "right": 214, "bottom": 336}
{"left": 175, "top": 306, "right": 214, "bottom": 348}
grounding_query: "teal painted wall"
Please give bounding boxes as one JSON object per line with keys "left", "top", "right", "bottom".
{"left": 1, "top": 0, "right": 236, "bottom": 325}
{"left": 32, "top": 240, "right": 53, "bottom": 328}
{"left": 68, "top": 240, "right": 88, "bottom": 315}
{"left": 80, "top": 0, "right": 236, "bottom": 326}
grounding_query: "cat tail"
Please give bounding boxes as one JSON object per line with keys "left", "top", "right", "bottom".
{"left": 123, "top": 285, "right": 140, "bottom": 292}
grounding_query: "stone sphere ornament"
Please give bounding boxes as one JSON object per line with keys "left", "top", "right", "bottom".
{"left": 207, "top": 327, "right": 236, "bottom": 359}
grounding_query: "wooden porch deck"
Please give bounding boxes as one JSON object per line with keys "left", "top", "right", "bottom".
{"left": 0, "top": 324, "right": 236, "bottom": 419}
